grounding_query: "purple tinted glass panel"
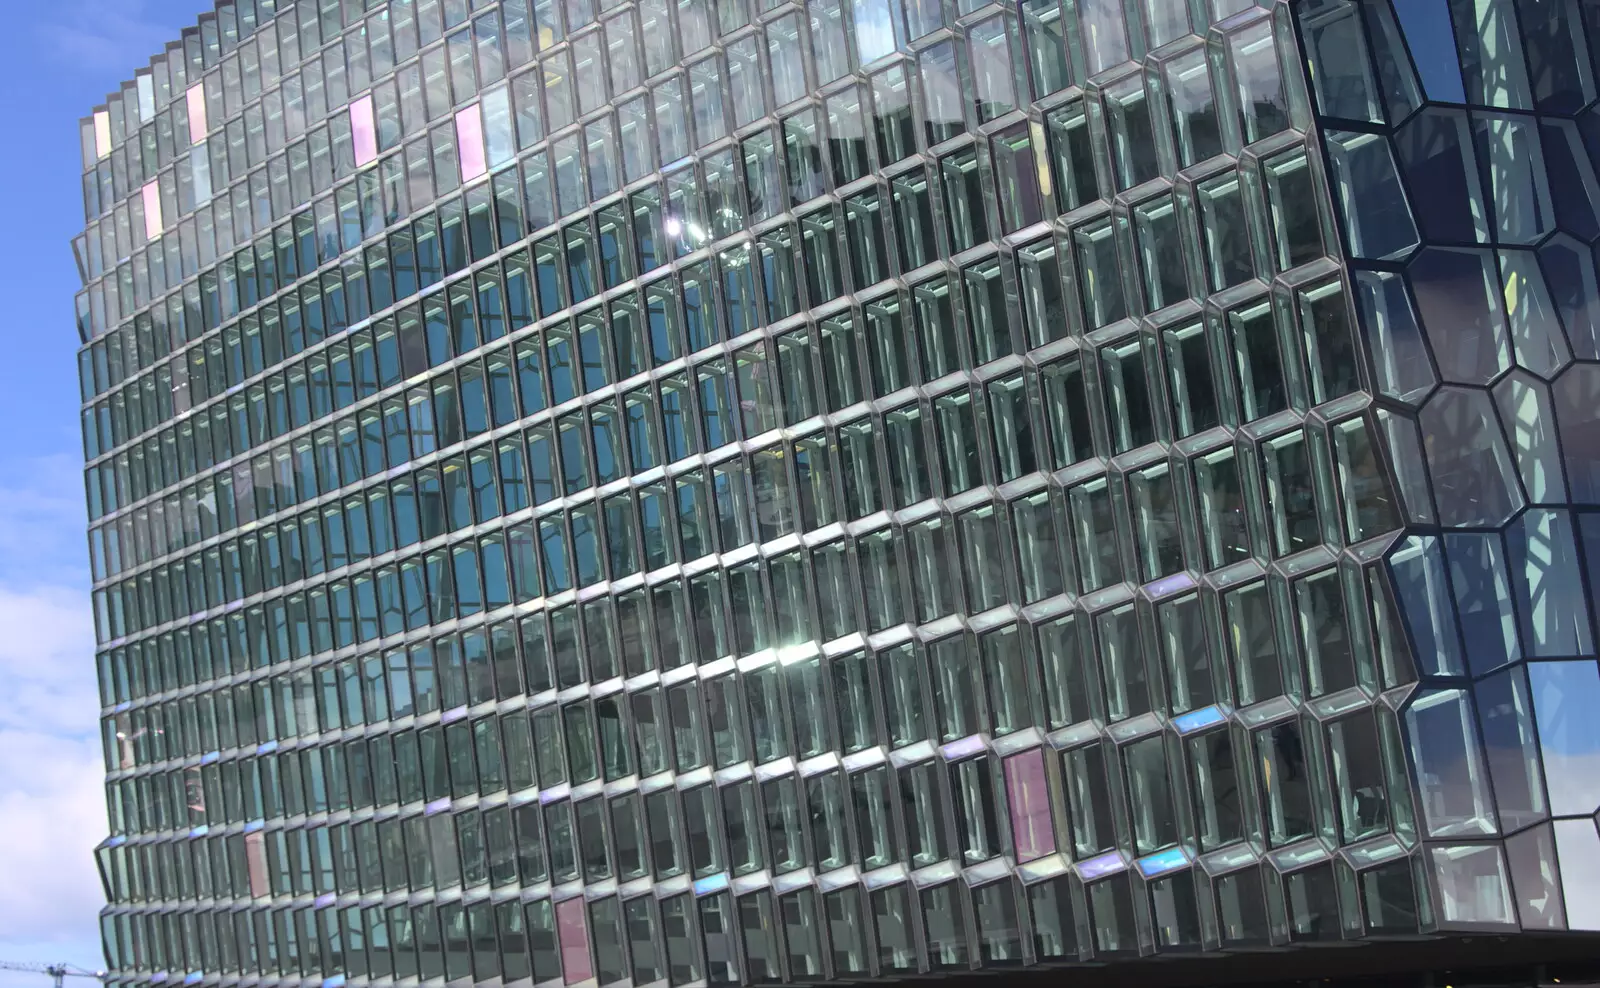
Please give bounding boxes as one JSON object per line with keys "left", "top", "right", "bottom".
{"left": 1078, "top": 850, "right": 1126, "bottom": 880}
{"left": 1003, "top": 748, "right": 1056, "bottom": 862}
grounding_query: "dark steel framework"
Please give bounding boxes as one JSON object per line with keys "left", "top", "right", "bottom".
{"left": 72, "top": 0, "right": 1600, "bottom": 984}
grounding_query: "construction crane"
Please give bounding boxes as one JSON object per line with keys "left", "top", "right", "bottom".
{"left": 0, "top": 962, "right": 105, "bottom": 988}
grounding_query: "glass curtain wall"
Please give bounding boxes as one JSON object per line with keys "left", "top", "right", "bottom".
{"left": 72, "top": 0, "right": 1600, "bottom": 983}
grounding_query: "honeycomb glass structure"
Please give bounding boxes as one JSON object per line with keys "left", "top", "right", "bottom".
{"left": 73, "top": 0, "right": 1600, "bottom": 984}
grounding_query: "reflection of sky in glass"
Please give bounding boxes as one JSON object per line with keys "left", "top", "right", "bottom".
{"left": 244, "top": 831, "right": 270, "bottom": 898}
{"left": 1137, "top": 846, "right": 1188, "bottom": 877}
{"left": 190, "top": 147, "right": 212, "bottom": 202}
{"left": 851, "top": 0, "right": 897, "bottom": 63}
{"left": 1506, "top": 824, "right": 1566, "bottom": 929}
{"left": 1390, "top": 0, "right": 1467, "bottom": 103}
{"left": 1080, "top": 0, "right": 1130, "bottom": 75}
{"left": 1430, "top": 844, "right": 1515, "bottom": 925}
{"left": 1230, "top": 23, "right": 1284, "bottom": 115}
{"left": 1172, "top": 704, "right": 1225, "bottom": 734}
{"left": 1553, "top": 818, "right": 1600, "bottom": 931}
{"left": 61, "top": 0, "right": 1600, "bottom": 966}
{"left": 1528, "top": 659, "right": 1600, "bottom": 816}
{"left": 1475, "top": 666, "right": 1548, "bottom": 832}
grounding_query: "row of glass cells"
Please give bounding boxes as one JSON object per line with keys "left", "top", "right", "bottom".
{"left": 97, "top": 646, "right": 1600, "bottom": 970}
{"left": 99, "top": 684, "right": 1437, "bottom": 979}
{"left": 99, "top": 674, "right": 1412, "bottom": 892}
{"left": 103, "top": 847, "right": 1435, "bottom": 983}
{"left": 78, "top": 0, "right": 1292, "bottom": 335}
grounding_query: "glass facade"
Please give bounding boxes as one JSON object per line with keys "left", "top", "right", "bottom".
{"left": 74, "top": 0, "right": 1600, "bottom": 983}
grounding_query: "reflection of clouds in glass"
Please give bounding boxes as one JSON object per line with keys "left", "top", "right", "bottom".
{"left": 37, "top": 0, "right": 186, "bottom": 74}
{"left": 1079, "top": 0, "right": 1129, "bottom": 75}
{"left": 92, "top": 110, "right": 111, "bottom": 160}
{"left": 1554, "top": 818, "right": 1600, "bottom": 931}
{"left": 1529, "top": 659, "right": 1600, "bottom": 815}
{"left": 851, "top": 0, "right": 897, "bottom": 64}
{"left": 920, "top": 42, "right": 965, "bottom": 130}
{"left": 1506, "top": 824, "right": 1566, "bottom": 930}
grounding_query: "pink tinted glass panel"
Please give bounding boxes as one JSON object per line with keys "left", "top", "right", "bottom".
{"left": 555, "top": 897, "right": 593, "bottom": 984}
{"left": 456, "top": 104, "right": 487, "bottom": 182}
{"left": 1004, "top": 748, "right": 1056, "bottom": 862}
{"left": 351, "top": 95, "right": 378, "bottom": 167}
{"left": 245, "top": 832, "right": 270, "bottom": 898}
{"left": 186, "top": 84, "right": 207, "bottom": 143}
{"left": 141, "top": 181, "right": 163, "bottom": 239}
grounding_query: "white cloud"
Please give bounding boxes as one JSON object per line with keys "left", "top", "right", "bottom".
{"left": 0, "top": 456, "right": 106, "bottom": 973}
{"left": 0, "top": 725, "right": 106, "bottom": 944}
{"left": 0, "top": 587, "right": 99, "bottom": 736}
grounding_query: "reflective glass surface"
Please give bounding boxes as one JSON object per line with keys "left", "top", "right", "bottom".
{"left": 74, "top": 0, "right": 1600, "bottom": 982}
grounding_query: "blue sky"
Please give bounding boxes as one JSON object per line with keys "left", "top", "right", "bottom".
{"left": 0, "top": 1, "right": 212, "bottom": 981}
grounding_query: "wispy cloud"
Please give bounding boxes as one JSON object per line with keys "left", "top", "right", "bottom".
{"left": 35, "top": 0, "right": 196, "bottom": 79}
{"left": 0, "top": 453, "right": 88, "bottom": 591}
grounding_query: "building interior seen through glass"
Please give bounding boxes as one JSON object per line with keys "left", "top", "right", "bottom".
{"left": 72, "top": 0, "right": 1600, "bottom": 983}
